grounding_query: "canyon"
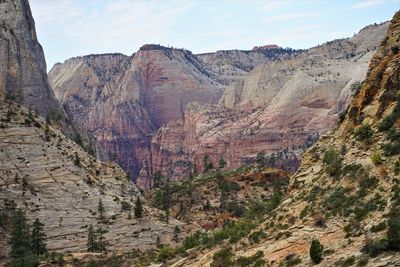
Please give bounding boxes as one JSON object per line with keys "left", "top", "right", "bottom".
{"left": 1, "top": 0, "right": 400, "bottom": 265}
{"left": 49, "top": 22, "right": 388, "bottom": 189}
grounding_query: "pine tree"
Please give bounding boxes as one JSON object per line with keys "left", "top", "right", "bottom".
{"left": 134, "top": 196, "right": 143, "bottom": 218}
{"left": 97, "top": 226, "right": 108, "bottom": 253}
{"left": 31, "top": 218, "right": 47, "bottom": 256}
{"left": 98, "top": 199, "right": 104, "bottom": 221}
{"left": 87, "top": 224, "right": 98, "bottom": 252}
{"left": 10, "top": 209, "right": 31, "bottom": 259}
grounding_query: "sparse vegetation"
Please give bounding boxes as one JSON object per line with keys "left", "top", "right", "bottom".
{"left": 371, "top": 151, "right": 383, "bottom": 165}
{"left": 351, "top": 82, "right": 361, "bottom": 96}
{"left": 379, "top": 97, "right": 400, "bottom": 131}
{"left": 323, "top": 147, "right": 342, "bottom": 177}
{"left": 354, "top": 124, "right": 373, "bottom": 142}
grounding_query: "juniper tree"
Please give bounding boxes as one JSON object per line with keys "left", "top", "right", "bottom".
{"left": 310, "top": 239, "right": 324, "bottom": 264}
{"left": 134, "top": 196, "right": 143, "bottom": 219}
{"left": 31, "top": 218, "right": 47, "bottom": 256}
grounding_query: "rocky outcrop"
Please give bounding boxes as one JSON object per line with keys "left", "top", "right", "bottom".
{"left": 0, "top": 0, "right": 98, "bottom": 157}
{"left": 0, "top": 103, "right": 189, "bottom": 263}
{"left": 0, "top": 0, "right": 61, "bottom": 116}
{"left": 144, "top": 22, "right": 389, "bottom": 188}
{"left": 49, "top": 47, "right": 224, "bottom": 183}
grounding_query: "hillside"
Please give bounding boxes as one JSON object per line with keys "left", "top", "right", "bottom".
{"left": 0, "top": 100, "right": 191, "bottom": 264}
{"left": 154, "top": 10, "right": 400, "bottom": 267}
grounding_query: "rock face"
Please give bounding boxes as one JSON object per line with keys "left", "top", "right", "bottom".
{"left": 197, "top": 48, "right": 300, "bottom": 85}
{"left": 49, "top": 45, "right": 300, "bottom": 187}
{"left": 0, "top": 0, "right": 97, "bottom": 156}
{"left": 49, "top": 46, "right": 226, "bottom": 182}
{"left": 0, "top": 0, "right": 61, "bottom": 116}
{"left": 145, "top": 22, "right": 389, "bottom": 188}
{"left": 0, "top": 103, "right": 188, "bottom": 262}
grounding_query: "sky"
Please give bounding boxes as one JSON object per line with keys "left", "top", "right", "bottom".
{"left": 29, "top": 0, "right": 400, "bottom": 70}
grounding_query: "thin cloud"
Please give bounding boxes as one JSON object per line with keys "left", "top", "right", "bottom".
{"left": 349, "top": 0, "right": 386, "bottom": 10}
{"left": 263, "top": 12, "right": 323, "bottom": 22}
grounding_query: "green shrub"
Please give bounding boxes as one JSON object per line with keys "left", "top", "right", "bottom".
{"left": 157, "top": 246, "right": 176, "bottom": 262}
{"left": 323, "top": 148, "right": 342, "bottom": 177}
{"left": 379, "top": 97, "right": 400, "bottom": 131}
{"left": 371, "top": 221, "right": 386, "bottom": 233}
{"left": 351, "top": 82, "right": 362, "bottom": 96}
{"left": 371, "top": 152, "right": 383, "bottom": 165}
{"left": 357, "top": 256, "right": 369, "bottom": 266}
{"left": 388, "top": 127, "right": 400, "bottom": 141}
{"left": 387, "top": 214, "right": 400, "bottom": 250}
{"left": 362, "top": 238, "right": 388, "bottom": 257}
{"left": 395, "top": 160, "right": 400, "bottom": 175}
{"left": 211, "top": 247, "right": 233, "bottom": 267}
{"left": 382, "top": 142, "right": 400, "bottom": 156}
{"left": 248, "top": 230, "right": 267, "bottom": 244}
{"left": 236, "top": 251, "right": 265, "bottom": 267}
{"left": 335, "top": 255, "right": 356, "bottom": 267}
{"left": 354, "top": 124, "right": 373, "bottom": 142}
{"left": 310, "top": 239, "right": 324, "bottom": 264}
{"left": 391, "top": 45, "right": 399, "bottom": 54}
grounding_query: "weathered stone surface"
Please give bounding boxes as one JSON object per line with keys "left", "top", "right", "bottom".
{"left": 0, "top": 0, "right": 61, "bottom": 116}
{"left": 145, "top": 22, "right": 389, "bottom": 187}
{"left": 49, "top": 47, "right": 225, "bottom": 184}
{"left": 0, "top": 103, "right": 187, "bottom": 262}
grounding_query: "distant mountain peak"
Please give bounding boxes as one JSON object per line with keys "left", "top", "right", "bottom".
{"left": 252, "top": 44, "right": 281, "bottom": 50}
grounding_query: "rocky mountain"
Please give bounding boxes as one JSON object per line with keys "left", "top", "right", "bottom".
{"left": 47, "top": 0, "right": 388, "bottom": 195}
{"left": 0, "top": 0, "right": 61, "bottom": 116}
{"left": 152, "top": 10, "right": 400, "bottom": 267}
{"left": 145, "top": 21, "right": 389, "bottom": 188}
{"left": 0, "top": 0, "right": 98, "bottom": 156}
{"left": 49, "top": 46, "right": 227, "bottom": 184}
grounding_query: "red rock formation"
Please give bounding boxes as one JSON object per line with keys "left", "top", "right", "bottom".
{"left": 50, "top": 47, "right": 223, "bottom": 183}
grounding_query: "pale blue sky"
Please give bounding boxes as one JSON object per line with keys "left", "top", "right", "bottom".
{"left": 30, "top": 0, "right": 400, "bottom": 70}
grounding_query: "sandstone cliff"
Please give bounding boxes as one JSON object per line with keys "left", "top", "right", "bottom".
{"left": 49, "top": 46, "right": 225, "bottom": 184}
{"left": 0, "top": 0, "right": 97, "bottom": 156}
{"left": 163, "top": 10, "right": 400, "bottom": 267}
{"left": 0, "top": 0, "right": 61, "bottom": 116}
{"left": 146, "top": 22, "right": 389, "bottom": 188}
